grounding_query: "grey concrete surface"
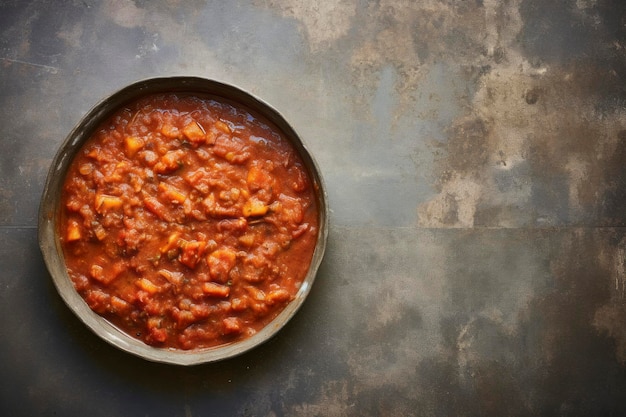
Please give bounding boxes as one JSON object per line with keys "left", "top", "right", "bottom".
{"left": 2, "top": 0, "right": 626, "bottom": 415}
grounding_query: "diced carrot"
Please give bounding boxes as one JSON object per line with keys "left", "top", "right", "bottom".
{"left": 202, "top": 282, "right": 230, "bottom": 298}
{"left": 208, "top": 248, "right": 237, "bottom": 265}
{"left": 125, "top": 136, "right": 145, "bottom": 157}
{"left": 144, "top": 196, "right": 169, "bottom": 221}
{"left": 225, "top": 152, "right": 236, "bottom": 162}
{"left": 136, "top": 277, "right": 160, "bottom": 294}
{"left": 246, "top": 165, "right": 273, "bottom": 192}
{"left": 160, "top": 231, "right": 181, "bottom": 254}
{"left": 242, "top": 198, "right": 268, "bottom": 217}
{"left": 86, "top": 148, "right": 101, "bottom": 160}
{"left": 246, "top": 165, "right": 263, "bottom": 185}
{"left": 238, "top": 234, "right": 256, "bottom": 247}
{"left": 179, "top": 240, "right": 207, "bottom": 269}
{"left": 182, "top": 121, "right": 206, "bottom": 143}
{"left": 161, "top": 123, "right": 180, "bottom": 139}
{"left": 66, "top": 220, "right": 81, "bottom": 242}
{"left": 214, "top": 120, "right": 231, "bottom": 134}
{"left": 95, "top": 194, "right": 123, "bottom": 214}
{"left": 158, "top": 182, "right": 187, "bottom": 204}
{"left": 154, "top": 150, "right": 185, "bottom": 174}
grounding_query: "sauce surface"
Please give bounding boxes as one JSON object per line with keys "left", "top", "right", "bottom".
{"left": 60, "top": 93, "right": 318, "bottom": 350}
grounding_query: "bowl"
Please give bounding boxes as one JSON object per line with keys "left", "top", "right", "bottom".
{"left": 38, "top": 77, "right": 328, "bottom": 365}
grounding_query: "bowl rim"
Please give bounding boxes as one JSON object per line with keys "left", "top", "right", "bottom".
{"left": 38, "top": 76, "right": 328, "bottom": 365}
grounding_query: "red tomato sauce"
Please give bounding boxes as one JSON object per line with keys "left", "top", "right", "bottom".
{"left": 60, "top": 93, "right": 318, "bottom": 350}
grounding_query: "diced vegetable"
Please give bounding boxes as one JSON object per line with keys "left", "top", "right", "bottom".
{"left": 158, "top": 182, "right": 187, "bottom": 204}
{"left": 144, "top": 196, "right": 169, "bottom": 221}
{"left": 93, "top": 224, "right": 107, "bottom": 240}
{"left": 110, "top": 296, "right": 130, "bottom": 313}
{"left": 136, "top": 277, "right": 161, "bottom": 294}
{"left": 85, "top": 289, "right": 110, "bottom": 314}
{"left": 66, "top": 220, "right": 82, "bottom": 242}
{"left": 154, "top": 150, "right": 185, "bottom": 174}
{"left": 161, "top": 123, "right": 180, "bottom": 139}
{"left": 212, "top": 136, "right": 250, "bottom": 164}
{"left": 243, "top": 198, "right": 268, "bottom": 217}
{"left": 266, "top": 289, "right": 291, "bottom": 305}
{"left": 202, "top": 282, "right": 230, "bottom": 298}
{"left": 207, "top": 248, "right": 237, "bottom": 282}
{"left": 125, "top": 136, "right": 145, "bottom": 157}
{"left": 160, "top": 231, "right": 181, "bottom": 253}
{"left": 147, "top": 317, "right": 167, "bottom": 342}
{"left": 222, "top": 317, "right": 242, "bottom": 334}
{"left": 246, "top": 165, "right": 273, "bottom": 192}
{"left": 247, "top": 286, "right": 266, "bottom": 301}
{"left": 214, "top": 120, "right": 231, "bottom": 134}
{"left": 201, "top": 193, "right": 240, "bottom": 218}
{"left": 230, "top": 297, "right": 248, "bottom": 311}
{"left": 173, "top": 308, "right": 196, "bottom": 327}
{"left": 95, "top": 194, "right": 123, "bottom": 214}
{"left": 158, "top": 269, "right": 184, "bottom": 286}
{"left": 182, "top": 121, "right": 206, "bottom": 143}
{"left": 90, "top": 264, "right": 104, "bottom": 280}
{"left": 238, "top": 234, "right": 256, "bottom": 247}
{"left": 79, "top": 163, "right": 94, "bottom": 176}
{"left": 178, "top": 239, "right": 207, "bottom": 269}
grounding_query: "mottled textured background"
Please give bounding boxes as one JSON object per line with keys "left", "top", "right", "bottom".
{"left": 2, "top": 0, "right": 626, "bottom": 415}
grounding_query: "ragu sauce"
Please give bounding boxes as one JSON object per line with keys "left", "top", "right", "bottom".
{"left": 60, "top": 93, "right": 318, "bottom": 350}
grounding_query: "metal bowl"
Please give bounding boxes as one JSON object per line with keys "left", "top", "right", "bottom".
{"left": 38, "top": 77, "right": 328, "bottom": 365}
